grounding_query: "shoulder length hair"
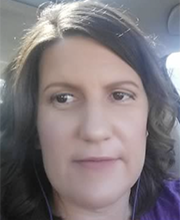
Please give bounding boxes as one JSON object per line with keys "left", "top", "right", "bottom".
{"left": 0, "top": 1, "right": 179, "bottom": 219}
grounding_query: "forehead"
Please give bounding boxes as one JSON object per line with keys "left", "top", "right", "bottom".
{"left": 39, "top": 36, "right": 143, "bottom": 88}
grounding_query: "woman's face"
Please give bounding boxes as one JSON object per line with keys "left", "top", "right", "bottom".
{"left": 37, "top": 37, "right": 148, "bottom": 211}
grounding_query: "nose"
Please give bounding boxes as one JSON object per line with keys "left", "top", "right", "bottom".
{"left": 79, "top": 104, "right": 112, "bottom": 143}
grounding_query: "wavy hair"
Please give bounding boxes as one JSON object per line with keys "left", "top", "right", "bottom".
{"left": 0, "top": 1, "right": 179, "bottom": 220}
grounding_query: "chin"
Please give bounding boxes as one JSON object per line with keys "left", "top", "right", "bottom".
{"left": 74, "top": 187, "right": 130, "bottom": 210}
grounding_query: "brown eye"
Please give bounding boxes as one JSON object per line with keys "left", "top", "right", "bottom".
{"left": 54, "top": 93, "right": 74, "bottom": 104}
{"left": 112, "top": 92, "right": 134, "bottom": 101}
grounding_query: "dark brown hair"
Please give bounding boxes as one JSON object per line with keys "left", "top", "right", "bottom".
{"left": 0, "top": 1, "right": 179, "bottom": 220}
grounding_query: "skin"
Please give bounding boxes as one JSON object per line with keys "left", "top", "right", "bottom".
{"left": 37, "top": 36, "right": 149, "bottom": 220}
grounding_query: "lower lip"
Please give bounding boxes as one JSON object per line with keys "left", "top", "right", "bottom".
{"left": 74, "top": 159, "right": 119, "bottom": 170}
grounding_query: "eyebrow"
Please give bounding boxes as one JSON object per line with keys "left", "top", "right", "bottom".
{"left": 43, "top": 80, "right": 140, "bottom": 93}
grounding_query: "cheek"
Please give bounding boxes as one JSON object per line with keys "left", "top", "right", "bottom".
{"left": 38, "top": 120, "right": 63, "bottom": 156}
{"left": 37, "top": 108, "right": 78, "bottom": 188}
{"left": 37, "top": 108, "right": 75, "bottom": 151}
{"left": 114, "top": 104, "right": 148, "bottom": 139}
{"left": 113, "top": 106, "right": 148, "bottom": 174}
{"left": 37, "top": 108, "right": 77, "bottom": 172}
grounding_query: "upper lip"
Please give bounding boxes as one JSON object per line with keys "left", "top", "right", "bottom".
{"left": 74, "top": 157, "right": 119, "bottom": 162}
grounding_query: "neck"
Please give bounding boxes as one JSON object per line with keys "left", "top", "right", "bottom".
{"left": 53, "top": 191, "right": 132, "bottom": 220}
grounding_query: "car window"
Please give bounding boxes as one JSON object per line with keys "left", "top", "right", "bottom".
{"left": 0, "top": 79, "right": 5, "bottom": 104}
{"left": 166, "top": 52, "right": 180, "bottom": 95}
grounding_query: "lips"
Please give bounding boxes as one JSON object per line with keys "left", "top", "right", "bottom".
{"left": 73, "top": 157, "right": 119, "bottom": 169}
{"left": 75, "top": 156, "right": 118, "bottom": 162}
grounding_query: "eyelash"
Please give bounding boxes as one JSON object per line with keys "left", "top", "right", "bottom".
{"left": 50, "top": 91, "right": 135, "bottom": 105}
{"left": 111, "top": 91, "right": 135, "bottom": 102}
{"left": 50, "top": 93, "right": 75, "bottom": 104}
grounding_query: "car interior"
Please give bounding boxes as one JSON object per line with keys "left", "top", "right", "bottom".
{"left": 0, "top": 0, "right": 180, "bottom": 176}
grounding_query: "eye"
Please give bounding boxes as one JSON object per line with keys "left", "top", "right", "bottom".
{"left": 111, "top": 91, "right": 135, "bottom": 102}
{"left": 52, "top": 93, "right": 75, "bottom": 104}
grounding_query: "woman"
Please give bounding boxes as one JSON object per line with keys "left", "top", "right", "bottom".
{"left": 1, "top": 1, "right": 180, "bottom": 220}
